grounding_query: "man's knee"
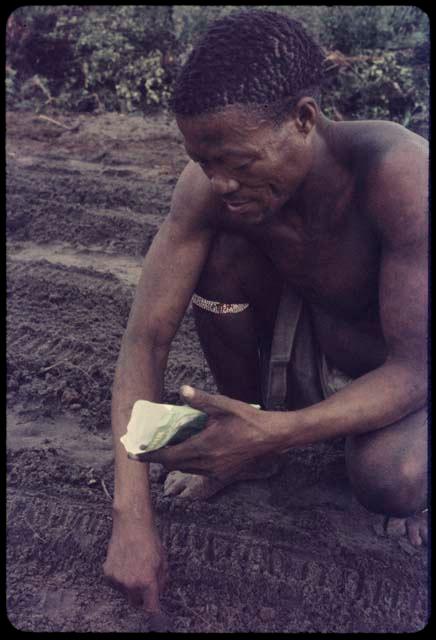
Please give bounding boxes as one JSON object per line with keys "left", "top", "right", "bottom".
{"left": 345, "top": 410, "right": 427, "bottom": 517}
{"left": 346, "top": 453, "right": 426, "bottom": 517}
{"left": 195, "top": 232, "right": 282, "bottom": 322}
{"left": 196, "top": 233, "right": 251, "bottom": 293}
{"left": 351, "top": 457, "right": 425, "bottom": 517}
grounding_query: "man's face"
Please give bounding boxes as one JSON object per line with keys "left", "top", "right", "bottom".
{"left": 176, "top": 105, "right": 313, "bottom": 225}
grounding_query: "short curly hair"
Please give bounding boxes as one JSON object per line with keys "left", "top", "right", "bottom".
{"left": 171, "top": 9, "right": 326, "bottom": 122}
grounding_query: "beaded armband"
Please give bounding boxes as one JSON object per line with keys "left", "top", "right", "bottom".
{"left": 192, "top": 293, "right": 249, "bottom": 314}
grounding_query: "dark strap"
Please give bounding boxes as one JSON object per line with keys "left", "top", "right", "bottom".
{"left": 262, "top": 287, "right": 303, "bottom": 410}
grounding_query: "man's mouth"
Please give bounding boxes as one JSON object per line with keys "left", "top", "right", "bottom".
{"left": 223, "top": 199, "right": 253, "bottom": 213}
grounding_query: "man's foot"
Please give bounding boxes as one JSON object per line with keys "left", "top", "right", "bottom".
{"left": 385, "top": 510, "right": 428, "bottom": 546}
{"left": 163, "top": 456, "right": 284, "bottom": 500}
{"left": 163, "top": 472, "right": 229, "bottom": 499}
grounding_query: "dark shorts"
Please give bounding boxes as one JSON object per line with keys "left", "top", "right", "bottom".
{"left": 259, "top": 286, "right": 353, "bottom": 411}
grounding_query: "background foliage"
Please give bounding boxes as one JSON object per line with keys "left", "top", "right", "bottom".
{"left": 6, "top": 5, "right": 429, "bottom": 137}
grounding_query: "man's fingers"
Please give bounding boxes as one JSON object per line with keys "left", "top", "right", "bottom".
{"left": 106, "top": 573, "right": 163, "bottom": 613}
{"left": 143, "top": 578, "right": 171, "bottom": 632}
{"left": 139, "top": 440, "right": 211, "bottom": 474}
{"left": 148, "top": 611, "right": 171, "bottom": 632}
{"left": 133, "top": 449, "right": 164, "bottom": 464}
{"left": 134, "top": 445, "right": 176, "bottom": 465}
{"left": 180, "top": 385, "right": 244, "bottom": 416}
{"left": 143, "top": 578, "right": 161, "bottom": 615}
{"left": 126, "top": 586, "right": 145, "bottom": 608}
{"left": 158, "top": 563, "right": 169, "bottom": 592}
{"left": 116, "top": 580, "right": 163, "bottom": 622}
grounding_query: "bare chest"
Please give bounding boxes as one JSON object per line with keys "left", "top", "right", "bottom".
{"left": 256, "top": 206, "right": 387, "bottom": 376}
{"left": 258, "top": 206, "right": 380, "bottom": 318}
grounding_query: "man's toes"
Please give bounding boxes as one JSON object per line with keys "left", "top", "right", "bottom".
{"left": 420, "top": 527, "right": 428, "bottom": 546}
{"left": 420, "top": 522, "right": 428, "bottom": 545}
{"left": 406, "top": 512, "right": 428, "bottom": 546}
{"left": 163, "top": 471, "right": 216, "bottom": 499}
{"left": 178, "top": 482, "right": 208, "bottom": 499}
{"left": 385, "top": 516, "right": 407, "bottom": 538}
{"left": 384, "top": 512, "right": 428, "bottom": 547}
{"left": 163, "top": 470, "right": 191, "bottom": 496}
{"left": 406, "top": 519, "right": 422, "bottom": 546}
{"left": 178, "top": 476, "right": 225, "bottom": 500}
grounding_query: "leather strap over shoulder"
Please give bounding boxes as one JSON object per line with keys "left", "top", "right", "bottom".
{"left": 262, "top": 286, "right": 303, "bottom": 411}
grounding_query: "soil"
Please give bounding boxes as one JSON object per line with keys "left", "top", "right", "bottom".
{"left": 6, "top": 111, "right": 428, "bottom": 632}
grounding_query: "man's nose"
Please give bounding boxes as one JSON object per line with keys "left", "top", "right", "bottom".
{"left": 210, "top": 173, "right": 240, "bottom": 195}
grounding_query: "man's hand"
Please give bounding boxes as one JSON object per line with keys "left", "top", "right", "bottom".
{"left": 139, "top": 385, "right": 278, "bottom": 481}
{"left": 103, "top": 510, "right": 168, "bottom": 617}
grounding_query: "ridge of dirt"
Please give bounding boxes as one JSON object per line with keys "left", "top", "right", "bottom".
{"left": 6, "top": 165, "right": 166, "bottom": 254}
{"left": 8, "top": 241, "right": 144, "bottom": 286}
{"left": 6, "top": 111, "right": 186, "bottom": 255}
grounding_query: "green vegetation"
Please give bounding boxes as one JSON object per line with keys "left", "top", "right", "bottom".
{"left": 6, "top": 5, "right": 429, "bottom": 136}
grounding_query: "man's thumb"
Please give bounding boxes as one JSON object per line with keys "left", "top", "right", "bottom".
{"left": 179, "top": 385, "right": 240, "bottom": 416}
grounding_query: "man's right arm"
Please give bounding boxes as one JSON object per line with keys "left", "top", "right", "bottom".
{"left": 104, "top": 161, "right": 218, "bottom": 612}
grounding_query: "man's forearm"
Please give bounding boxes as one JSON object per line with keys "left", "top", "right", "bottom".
{"left": 271, "top": 359, "right": 427, "bottom": 451}
{"left": 111, "top": 334, "right": 169, "bottom": 516}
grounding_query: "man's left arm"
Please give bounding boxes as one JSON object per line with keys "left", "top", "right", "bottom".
{"left": 270, "top": 144, "right": 429, "bottom": 450}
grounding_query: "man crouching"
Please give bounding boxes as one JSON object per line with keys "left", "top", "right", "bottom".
{"left": 104, "top": 9, "right": 428, "bottom": 616}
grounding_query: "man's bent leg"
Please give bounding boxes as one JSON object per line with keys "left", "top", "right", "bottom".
{"left": 193, "top": 232, "right": 283, "bottom": 402}
{"left": 164, "top": 232, "right": 285, "bottom": 499}
{"left": 345, "top": 407, "right": 428, "bottom": 545}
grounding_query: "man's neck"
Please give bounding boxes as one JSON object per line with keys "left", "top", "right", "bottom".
{"left": 290, "top": 120, "right": 354, "bottom": 230}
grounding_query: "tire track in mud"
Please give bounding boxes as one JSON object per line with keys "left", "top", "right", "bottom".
{"left": 7, "top": 256, "right": 215, "bottom": 429}
{"left": 7, "top": 486, "right": 427, "bottom": 632}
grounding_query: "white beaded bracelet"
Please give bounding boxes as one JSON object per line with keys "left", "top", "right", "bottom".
{"left": 192, "top": 293, "right": 250, "bottom": 314}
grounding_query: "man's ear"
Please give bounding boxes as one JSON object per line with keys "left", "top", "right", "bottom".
{"left": 292, "top": 97, "right": 318, "bottom": 136}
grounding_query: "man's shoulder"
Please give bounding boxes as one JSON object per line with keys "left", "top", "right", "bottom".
{"left": 169, "top": 160, "right": 223, "bottom": 228}
{"left": 352, "top": 120, "right": 428, "bottom": 193}
{"left": 334, "top": 119, "right": 427, "bottom": 169}
{"left": 348, "top": 122, "right": 428, "bottom": 247}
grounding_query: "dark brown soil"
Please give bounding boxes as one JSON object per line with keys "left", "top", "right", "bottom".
{"left": 6, "top": 111, "right": 428, "bottom": 632}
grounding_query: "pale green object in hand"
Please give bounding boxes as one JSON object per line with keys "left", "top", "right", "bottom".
{"left": 120, "top": 399, "right": 260, "bottom": 461}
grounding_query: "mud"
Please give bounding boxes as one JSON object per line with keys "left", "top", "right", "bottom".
{"left": 6, "top": 110, "right": 429, "bottom": 632}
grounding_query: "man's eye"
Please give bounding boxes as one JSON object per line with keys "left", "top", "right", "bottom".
{"left": 233, "top": 162, "right": 252, "bottom": 171}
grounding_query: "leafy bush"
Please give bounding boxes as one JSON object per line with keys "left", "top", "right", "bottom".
{"left": 5, "top": 5, "right": 429, "bottom": 136}
{"left": 6, "top": 6, "right": 177, "bottom": 113}
{"left": 320, "top": 5, "right": 429, "bottom": 54}
{"left": 322, "top": 48, "right": 429, "bottom": 138}
{"left": 6, "top": 65, "right": 18, "bottom": 101}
